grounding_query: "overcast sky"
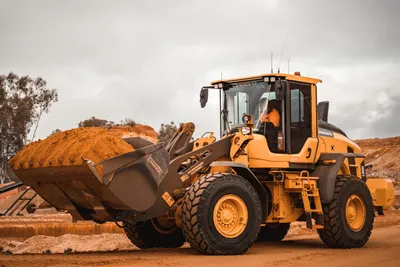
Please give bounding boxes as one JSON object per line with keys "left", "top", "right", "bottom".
{"left": 0, "top": 0, "right": 399, "bottom": 140}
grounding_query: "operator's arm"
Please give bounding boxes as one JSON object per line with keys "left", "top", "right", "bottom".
{"left": 268, "top": 109, "right": 280, "bottom": 128}
{"left": 260, "top": 109, "right": 280, "bottom": 128}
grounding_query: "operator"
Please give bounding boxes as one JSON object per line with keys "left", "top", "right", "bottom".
{"left": 259, "top": 99, "right": 280, "bottom": 152}
{"left": 259, "top": 104, "right": 280, "bottom": 128}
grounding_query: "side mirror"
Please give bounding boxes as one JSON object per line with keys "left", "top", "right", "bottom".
{"left": 275, "top": 80, "right": 286, "bottom": 100}
{"left": 317, "top": 101, "right": 329, "bottom": 122}
{"left": 242, "top": 114, "right": 253, "bottom": 125}
{"left": 200, "top": 88, "right": 209, "bottom": 108}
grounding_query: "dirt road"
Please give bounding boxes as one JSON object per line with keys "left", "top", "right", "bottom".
{"left": 1, "top": 224, "right": 399, "bottom": 267}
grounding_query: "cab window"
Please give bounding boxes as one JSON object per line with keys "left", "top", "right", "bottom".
{"left": 290, "top": 83, "right": 311, "bottom": 154}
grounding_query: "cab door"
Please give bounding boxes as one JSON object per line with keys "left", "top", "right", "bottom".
{"left": 287, "top": 82, "right": 319, "bottom": 165}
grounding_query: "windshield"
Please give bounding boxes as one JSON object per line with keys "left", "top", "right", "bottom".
{"left": 222, "top": 81, "right": 276, "bottom": 132}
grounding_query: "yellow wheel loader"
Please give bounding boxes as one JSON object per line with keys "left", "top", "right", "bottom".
{"left": 9, "top": 72, "right": 394, "bottom": 255}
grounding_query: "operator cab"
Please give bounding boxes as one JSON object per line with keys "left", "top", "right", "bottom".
{"left": 200, "top": 72, "right": 322, "bottom": 165}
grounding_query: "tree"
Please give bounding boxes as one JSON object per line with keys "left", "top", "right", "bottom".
{"left": 48, "top": 129, "right": 62, "bottom": 137}
{"left": 0, "top": 72, "right": 58, "bottom": 183}
{"left": 158, "top": 121, "right": 177, "bottom": 146}
{"left": 78, "top": 116, "right": 111, "bottom": 127}
{"left": 120, "top": 118, "right": 137, "bottom": 127}
{"left": 78, "top": 117, "right": 139, "bottom": 128}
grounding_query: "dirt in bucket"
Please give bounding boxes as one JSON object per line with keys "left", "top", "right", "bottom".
{"left": 9, "top": 125, "right": 158, "bottom": 170}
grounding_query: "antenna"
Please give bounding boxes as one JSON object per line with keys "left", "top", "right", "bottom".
{"left": 278, "top": 30, "right": 289, "bottom": 73}
{"left": 270, "top": 52, "right": 273, "bottom": 73}
{"left": 221, "top": 72, "right": 223, "bottom": 80}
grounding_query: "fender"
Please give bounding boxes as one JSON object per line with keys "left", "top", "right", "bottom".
{"left": 210, "top": 161, "right": 269, "bottom": 220}
{"left": 311, "top": 153, "right": 365, "bottom": 203}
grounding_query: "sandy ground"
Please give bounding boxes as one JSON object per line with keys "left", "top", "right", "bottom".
{"left": 0, "top": 225, "right": 399, "bottom": 267}
{"left": 0, "top": 210, "right": 400, "bottom": 267}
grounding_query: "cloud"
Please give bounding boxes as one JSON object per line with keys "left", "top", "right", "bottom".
{"left": 0, "top": 0, "right": 399, "bottom": 140}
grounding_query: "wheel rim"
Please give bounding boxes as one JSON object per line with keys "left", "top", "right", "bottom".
{"left": 345, "top": 194, "right": 366, "bottom": 232}
{"left": 213, "top": 194, "right": 248, "bottom": 238}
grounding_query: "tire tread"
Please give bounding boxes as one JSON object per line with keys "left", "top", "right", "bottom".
{"left": 318, "top": 175, "right": 374, "bottom": 248}
{"left": 182, "top": 172, "right": 262, "bottom": 255}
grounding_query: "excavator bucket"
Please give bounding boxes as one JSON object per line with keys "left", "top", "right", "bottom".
{"left": 11, "top": 139, "right": 171, "bottom": 222}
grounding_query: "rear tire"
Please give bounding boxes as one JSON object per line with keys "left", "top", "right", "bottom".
{"left": 124, "top": 217, "right": 185, "bottom": 249}
{"left": 257, "top": 223, "right": 290, "bottom": 242}
{"left": 318, "top": 175, "right": 374, "bottom": 248}
{"left": 182, "top": 172, "right": 262, "bottom": 255}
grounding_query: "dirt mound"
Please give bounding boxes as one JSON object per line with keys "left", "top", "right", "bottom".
{"left": 355, "top": 136, "right": 400, "bottom": 182}
{"left": 0, "top": 233, "right": 134, "bottom": 254}
{"left": 0, "top": 213, "right": 124, "bottom": 238}
{"left": 356, "top": 136, "right": 400, "bottom": 148}
{"left": 356, "top": 136, "right": 400, "bottom": 208}
{"left": 1, "top": 211, "right": 399, "bottom": 255}
{"left": 9, "top": 125, "right": 158, "bottom": 170}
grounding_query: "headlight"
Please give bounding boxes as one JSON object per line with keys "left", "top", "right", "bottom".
{"left": 241, "top": 126, "right": 251, "bottom": 135}
{"left": 264, "top": 76, "right": 276, "bottom": 83}
{"left": 218, "top": 83, "right": 223, "bottom": 89}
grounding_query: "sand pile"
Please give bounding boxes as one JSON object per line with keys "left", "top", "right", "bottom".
{"left": 2, "top": 211, "right": 399, "bottom": 254}
{"left": 0, "top": 233, "right": 134, "bottom": 254}
{"left": 356, "top": 136, "right": 400, "bottom": 182}
{"left": 9, "top": 125, "right": 158, "bottom": 170}
{"left": 356, "top": 136, "right": 400, "bottom": 208}
{"left": 356, "top": 136, "right": 400, "bottom": 148}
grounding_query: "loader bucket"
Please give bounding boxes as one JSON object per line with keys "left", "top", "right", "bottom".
{"left": 11, "top": 141, "right": 170, "bottom": 222}
{"left": 9, "top": 123, "right": 232, "bottom": 224}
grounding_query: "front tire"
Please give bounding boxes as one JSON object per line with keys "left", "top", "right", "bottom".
{"left": 124, "top": 216, "right": 185, "bottom": 249}
{"left": 182, "top": 172, "right": 262, "bottom": 255}
{"left": 318, "top": 175, "right": 374, "bottom": 248}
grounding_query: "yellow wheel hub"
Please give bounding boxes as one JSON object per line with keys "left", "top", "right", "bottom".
{"left": 213, "top": 194, "right": 248, "bottom": 238}
{"left": 345, "top": 194, "right": 366, "bottom": 232}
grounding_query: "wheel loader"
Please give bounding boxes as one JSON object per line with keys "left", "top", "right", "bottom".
{"left": 8, "top": 72, "right": 394, "bottom": 255}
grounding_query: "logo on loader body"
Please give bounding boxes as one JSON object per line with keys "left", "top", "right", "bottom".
{"left": 148, "top": 156, "right": 163, "bottom": 176}
{"left": 318, "top": 129, "right": 334, "bottom": 137}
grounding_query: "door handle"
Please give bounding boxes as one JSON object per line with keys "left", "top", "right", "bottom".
{"left": 306, "top": 148, "right": 312, "bottom": 159}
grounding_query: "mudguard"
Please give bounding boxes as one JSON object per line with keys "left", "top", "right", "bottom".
{"left": 311, "top": 153, "right": 365, "bottom": 203}
{"left": 210, "top": 161, "right": 269, "bottom": 219}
